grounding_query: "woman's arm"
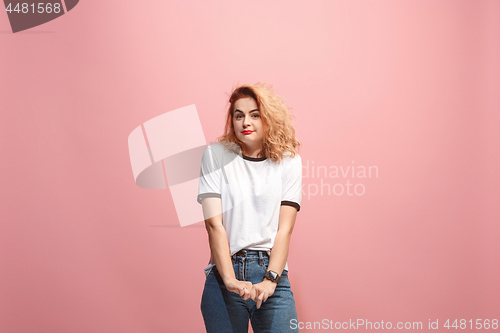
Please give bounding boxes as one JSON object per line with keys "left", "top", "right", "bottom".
{"left": 267, "top": 205, "right": 298, "bottom": 274}
{"left": 201, "top": 197, "right": 252, "bottom": 299}
{"left": 250, "top": 205, "right": 298, "bottom": 308}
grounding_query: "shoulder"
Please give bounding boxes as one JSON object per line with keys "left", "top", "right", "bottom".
{"left": 282, "top": 150, "right": 302, "bottom": 162}
{"left": 280, "top": 150, "right": 302, "bottom": 171}
{"left": 204, "top": 142, "right": 241, "bottom": 165}
{"left": 207, "top": 142, "right": 241, "bottom": 155}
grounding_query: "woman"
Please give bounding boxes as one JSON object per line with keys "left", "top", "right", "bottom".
{"left": 197, "top": 82, "right": 302, "bottom": 332}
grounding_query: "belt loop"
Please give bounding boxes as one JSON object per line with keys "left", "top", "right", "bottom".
{"left": 258, "top": 251, "right": 264, "bottom": 265}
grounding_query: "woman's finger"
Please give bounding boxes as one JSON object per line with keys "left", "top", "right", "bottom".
{"left": 240, "top": 282, "right": 252, "bottom": 300}
{"left": 241, "top": 287, "right": 249, "bottom": 300}
{"left": 257, "top": 292, "right": 267, "bottom": 309}
{"left": 249, "top": 287, "right": 257, "bottom": 300}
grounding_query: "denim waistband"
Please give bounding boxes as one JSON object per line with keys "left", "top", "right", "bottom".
{"left": 231, "top": 249, "right": 269, "bottom": 260}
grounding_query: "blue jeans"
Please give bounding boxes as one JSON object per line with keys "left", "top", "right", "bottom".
{"left": 201, "top": 250, "right": 299, "bottom": 333}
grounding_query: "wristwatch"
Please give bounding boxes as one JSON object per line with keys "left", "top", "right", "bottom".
{"left": 264, "top": 270, "right": 281, "bottom": 284}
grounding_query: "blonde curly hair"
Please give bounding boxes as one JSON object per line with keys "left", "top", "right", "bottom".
{"left": 216, "top": 82, "right": 301, "bottom": 163}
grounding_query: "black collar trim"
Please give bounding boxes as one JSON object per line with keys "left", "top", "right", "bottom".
{"left": 241, "top": 154, "right": 267, "bottom": 162}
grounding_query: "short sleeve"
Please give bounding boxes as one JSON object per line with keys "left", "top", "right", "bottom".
{"left": 281, "top": 154, "right": 302, "bottom": 212}
{"left": 197, "top": 146, "right": 222, "bottom": 204}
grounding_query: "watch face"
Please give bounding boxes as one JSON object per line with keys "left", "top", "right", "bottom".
{"left": 266, "top": 270, "right": 278, "bottom": 281}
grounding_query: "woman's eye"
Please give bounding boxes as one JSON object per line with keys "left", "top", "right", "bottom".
{"left": 234, "top": 114, "right": 258, "bottom": 119}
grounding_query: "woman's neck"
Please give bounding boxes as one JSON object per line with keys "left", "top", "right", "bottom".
{"left": 241, "top": 145, "right": 262, "bottom": 158}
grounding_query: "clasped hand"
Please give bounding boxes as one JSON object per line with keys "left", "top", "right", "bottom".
{"left": 225, "top": 278, "right": 277, "bottom": 309}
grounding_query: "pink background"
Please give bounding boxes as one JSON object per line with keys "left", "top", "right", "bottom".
{"left": 1, "top": 0, "right": 499, "bottom": 332}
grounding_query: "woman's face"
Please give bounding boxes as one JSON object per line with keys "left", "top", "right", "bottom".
{"left": 232, "top": 97, "right": 264, "bottom": 152}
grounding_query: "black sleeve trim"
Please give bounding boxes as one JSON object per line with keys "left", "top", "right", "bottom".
{"left": 281, "top": 200, "right": 300, "bottom": 212}
{"left": 197, "top": 193, "right": 222, "bottom": 204}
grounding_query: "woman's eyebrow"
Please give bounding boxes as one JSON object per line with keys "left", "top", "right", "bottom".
{"left": 234, "top": 109, "right": 259, "bottom": 113}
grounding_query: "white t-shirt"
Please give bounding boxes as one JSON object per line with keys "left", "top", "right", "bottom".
{"left": 197, "top": 142, "right": 302, "bottom": 276}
